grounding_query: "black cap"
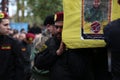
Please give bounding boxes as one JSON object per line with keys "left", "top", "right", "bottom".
{"left": 44, "top": 14, "right": 55, "bottom": 26}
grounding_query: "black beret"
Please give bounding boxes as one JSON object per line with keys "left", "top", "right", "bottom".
{"left": 44, "top": 14, "right": 55, "bottom": 26}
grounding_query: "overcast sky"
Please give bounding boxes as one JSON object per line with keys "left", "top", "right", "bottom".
{"left": 9, "top": 0, "right": 17, "bottom": 16}
{"left": 8, "top": 0, "right": 28, "bottom": 17}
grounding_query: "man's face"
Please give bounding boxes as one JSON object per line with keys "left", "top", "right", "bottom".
{"left": 54, "top": 21, "right": 63, "bottom": 40}
{"left": 47, "top": 24, "right": 55, "bottom": 35}
{"left": 19, "top": 33, "right": 26, "bottom": 41}
{"left": 0, "top": 19, "right": 10, "bottom": 35}
{"left": 93, "top": 0, "right": 100, "bottom": 8}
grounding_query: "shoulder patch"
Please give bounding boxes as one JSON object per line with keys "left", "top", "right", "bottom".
{"left": 21, "top": 47, "right": 26, "bottom": 51}
{"left": 0, "top": 44, "right": 11, "bottom": 50}
{"left": 39, "top": 44, "right": 47, "bottom": 52}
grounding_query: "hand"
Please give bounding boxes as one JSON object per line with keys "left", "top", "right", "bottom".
{"left": 56, "top": 42, "right": 65, "bottom": 56}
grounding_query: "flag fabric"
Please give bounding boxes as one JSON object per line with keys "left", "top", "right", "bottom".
{"left": 62, "top": 0, "right": 120, "bottom": 49}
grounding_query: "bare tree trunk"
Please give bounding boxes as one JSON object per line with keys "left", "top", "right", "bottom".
{"left": 21, "top": 0, "right": 25, "bottom": 22}
{"left": 16, "top": 0, "right": 20, "bottom": 22}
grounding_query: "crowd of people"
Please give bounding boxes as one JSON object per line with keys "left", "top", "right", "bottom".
{"left": 0, "top": 0, "right": 120, "bottom": 80}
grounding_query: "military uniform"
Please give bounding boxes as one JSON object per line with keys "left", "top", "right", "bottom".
{"left": 31, "top": 35, "right": 50, "bottom": 80}
{"left": 34, "top": 36, "right": 65, "bottom": 80}
{"left": 0, "top": 35, "right": 24, "bottom": 80}
{"left": 20, "top": 41, "right": 32, "bottom": 80}
{"left": 84, "top": 6, "right": 103, "bottom": 22}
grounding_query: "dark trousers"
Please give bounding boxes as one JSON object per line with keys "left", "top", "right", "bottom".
{"left": 111, "top": 52, "right": 120, "bottom": 80}
{"left": 112, "top": 76, "right": 120, "bottom": 80}
{"left": 67, "top": 49, "right": 94, "bottom": 80}
{"left": 92, "top": 47, "right": 112, "bottom": 80}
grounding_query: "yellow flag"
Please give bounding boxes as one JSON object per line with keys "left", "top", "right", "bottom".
{"left": 62, "top": 0, "right": 120, "bottom": 49}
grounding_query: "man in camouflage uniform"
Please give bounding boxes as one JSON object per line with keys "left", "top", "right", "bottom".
{"left": 34, "top": 12, "right": 66, "bottom": 80}
{"left": 31, "top": 14, "right": 55, "bottom": 80}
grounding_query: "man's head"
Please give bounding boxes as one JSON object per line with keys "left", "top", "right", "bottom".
{"left": 0, "top": 12, "right": 10, "bottom": 35}
{"left": 54, "top": 12, "right": 64, "bottom": 40}
{"left": 44, "top": 14, "right": 55, "bottom": 35}
{"left": 93, "top": 0, "right": 101, "bottom": 8}
{"left": 19, "top": 33, "right": 26, "bottom": 41}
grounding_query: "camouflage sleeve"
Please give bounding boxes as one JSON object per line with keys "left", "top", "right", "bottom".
{"left": 35, "top": 36, "right": 49, "bottom": 53}
{"left": 34, "top": 37, "right": 58, "bottom": 70}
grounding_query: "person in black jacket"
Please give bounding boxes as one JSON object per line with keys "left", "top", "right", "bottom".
{"left": 0, "top": 12, "right": 24, "bottom": 80}
{"left": 19, "top": 33, "right": 35, "bottom": 80}
{"left": 103, "top": 1, "right": 120, "bottom": 79}
{"left": 34, "top": 12, "right": 69, "bottom": 80}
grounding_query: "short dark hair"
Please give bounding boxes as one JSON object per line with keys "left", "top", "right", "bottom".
{"left": 44, "top": 14, "right": 55, "bottom": 26}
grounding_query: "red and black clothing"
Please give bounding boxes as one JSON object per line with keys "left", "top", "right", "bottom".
{"left": 0, "top": 35, "right": 24, "bottom": 80}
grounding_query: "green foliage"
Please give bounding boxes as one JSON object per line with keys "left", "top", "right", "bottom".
{"left": 27, "top": 0, "right": 63, "bottom": 25}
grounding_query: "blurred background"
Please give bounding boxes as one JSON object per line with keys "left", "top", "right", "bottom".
{"left": 0, "top": 0, "right": 63, "bottom": 31}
